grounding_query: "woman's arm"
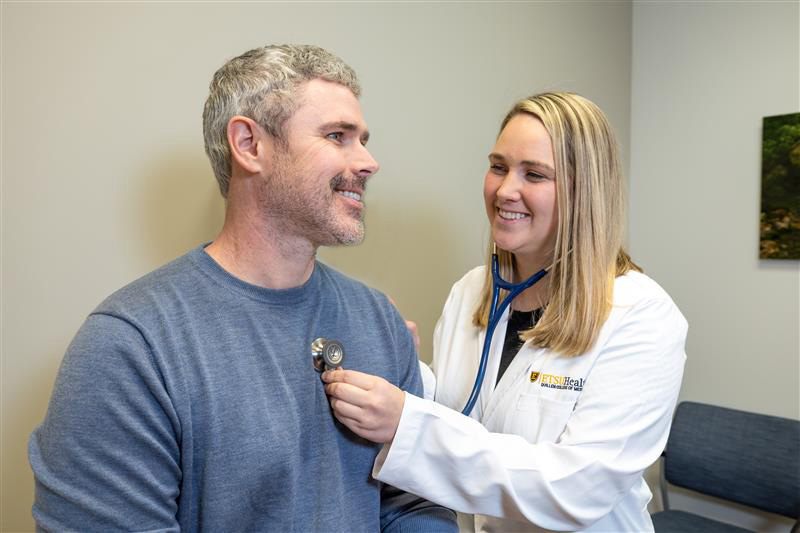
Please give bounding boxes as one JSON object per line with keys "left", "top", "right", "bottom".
{"left": 325, "top": 296, "right": 687, "bottom": 530}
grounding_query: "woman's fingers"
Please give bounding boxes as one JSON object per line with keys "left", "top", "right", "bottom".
{"left": 329, "top": 396, "right": 363, "bottom": 420}
{"left": 328, "top": 397, "right": 379, "bottom": 441}
{"left": 405, "top": 320, "right": 420, "bottom": 351}
{"left": 387, "top": 296, "right": 420, "bottom": 352}
{"left": 331, "top": 411, "right": 369, "bottom": 438}
{"left": 322, "top": 368, "right": 405, "bottom": 443}
{"left": 325, "top": 380, "right": 370, "bottom": 407}
{"left": 322, "top": 369, "right": 376, "bottom": 389}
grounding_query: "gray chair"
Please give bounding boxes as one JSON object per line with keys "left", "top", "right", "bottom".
{"left": 652, "top": 401, "right": 800, "bottom": 532}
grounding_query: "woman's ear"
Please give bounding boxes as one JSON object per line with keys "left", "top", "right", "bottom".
{"left": 227, "top": 116, "right": 271, "bottom": 175}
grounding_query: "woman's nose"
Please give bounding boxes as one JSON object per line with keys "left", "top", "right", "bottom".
{"left": 495, "top": 173, "right": 521, "bottom": 202}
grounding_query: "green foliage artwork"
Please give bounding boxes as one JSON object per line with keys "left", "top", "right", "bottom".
{"left": 760, "top": 112, "right": 800, "bottom": 259}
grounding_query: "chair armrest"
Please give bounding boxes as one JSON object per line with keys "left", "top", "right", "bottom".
{"left": 659, "top": 455, "right": 670, "bottom": 512}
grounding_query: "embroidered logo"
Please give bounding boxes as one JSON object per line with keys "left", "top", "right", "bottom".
{"left": 539, "top": 374, "right": 585, "bottom": 392}
{"left": 530, "top": 371, "right": 540, "bottom": 383}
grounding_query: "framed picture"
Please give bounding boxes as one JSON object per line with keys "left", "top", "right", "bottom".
{"left": 760, "top": 112, "right": 800, "bottom": 259}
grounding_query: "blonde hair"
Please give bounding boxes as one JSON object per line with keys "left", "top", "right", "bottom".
{"left": 473, "top": 92, "right": 641, "bottom": 357}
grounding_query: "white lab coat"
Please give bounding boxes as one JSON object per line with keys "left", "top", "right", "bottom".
{"left": 375, "top": 267, "right": 687, "bottom": 532}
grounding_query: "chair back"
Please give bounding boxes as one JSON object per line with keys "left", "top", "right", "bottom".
{"left": 665, "top": 401, "right": 800, "bottom": 519}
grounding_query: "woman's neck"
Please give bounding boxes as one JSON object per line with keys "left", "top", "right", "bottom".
{"left": 511, "top": 254, "right": 552, "bottom": 312}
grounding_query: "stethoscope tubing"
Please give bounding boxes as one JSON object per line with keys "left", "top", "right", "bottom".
{"left": 460, "top": 252, "right": 548, "bottom": 416}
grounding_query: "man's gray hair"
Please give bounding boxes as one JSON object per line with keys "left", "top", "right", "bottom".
{"left": 202, "top": 44, "right": 361, "bottom": 197}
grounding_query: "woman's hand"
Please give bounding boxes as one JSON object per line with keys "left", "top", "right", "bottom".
{"left": 322, "top": 369, "right": 405, "bottom": 443}
{"left": 387, "top": 296, "right": 421, "bottom": 352}
{"left": 404, "top": 319, "right": 420, "bottom": 352}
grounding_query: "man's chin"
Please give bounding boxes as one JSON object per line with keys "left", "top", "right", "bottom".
{"left": 316, "top": 223, "right": 365, "bottom": 247}
{"left": 335, "top": 229, "right": 365, "bottom": 246}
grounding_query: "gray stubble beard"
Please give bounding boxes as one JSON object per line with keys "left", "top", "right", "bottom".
{"left": 258, "top": 155, "right": 366, "bottom": 248}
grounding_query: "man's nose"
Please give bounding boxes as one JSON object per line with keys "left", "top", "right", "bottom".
{"left": 353, "top": 143, "right": 379, "bottom": 179}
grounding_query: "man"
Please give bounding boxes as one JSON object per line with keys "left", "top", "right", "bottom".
{"left": 29, "top": 44, "right": 457, "bottom": 532}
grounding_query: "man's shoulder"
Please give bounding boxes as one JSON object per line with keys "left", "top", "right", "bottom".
{"left": 316, "top": 261, "right": 372, "bottom": 290}
{"left": 316, "top": 261, "right": 392, "bottom": 308}
{"left": 93, "top": 248, "right": 201, "bottom": 319}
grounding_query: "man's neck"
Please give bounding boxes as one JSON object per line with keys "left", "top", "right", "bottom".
{"left": 205, "top": 210, "right": 317, "bottom": 290}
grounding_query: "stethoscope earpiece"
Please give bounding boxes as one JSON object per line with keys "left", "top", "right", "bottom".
{"left": 311, "top": 337, "right": 345, "bottom": 372}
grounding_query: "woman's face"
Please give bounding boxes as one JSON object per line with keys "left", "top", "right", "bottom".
{"left": 483, "top": 113, "right": 558, "bottom": 267}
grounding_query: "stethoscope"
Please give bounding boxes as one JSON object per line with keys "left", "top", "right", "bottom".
{"left": 310, "top": 244, "right": 549, "bottom": 418}
{"left": 312, "top": 337, "right": 345, "bottom": 372}
{"left": 460, "top": 244, "right": 549, "bottom": 416}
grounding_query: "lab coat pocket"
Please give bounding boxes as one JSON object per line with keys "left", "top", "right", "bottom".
{"left": 512, "top": 393, "right": 575, "bottom": 443}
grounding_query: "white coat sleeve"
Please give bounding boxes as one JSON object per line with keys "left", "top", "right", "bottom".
{"left": 373, "top": 297, "right": 687, "bottom": 531}
{"left": 418, "top": 361, "right": 437, "bottom": 402}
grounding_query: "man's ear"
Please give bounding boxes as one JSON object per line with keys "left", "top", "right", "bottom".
{"left": 227, "top": 116, "right": 272, "bottom": 175}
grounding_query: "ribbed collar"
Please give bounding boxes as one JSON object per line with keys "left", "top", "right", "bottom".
{"left": 188, "top": 243, "right": 322, "bottom": 305}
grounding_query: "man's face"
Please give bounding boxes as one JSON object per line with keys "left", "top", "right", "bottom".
{"left": 259, "top": 79, "right": 379, "bottom": 247}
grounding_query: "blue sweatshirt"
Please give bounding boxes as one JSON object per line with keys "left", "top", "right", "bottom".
{"left": 29, "top": 245, "right": 457, "bottom": 532}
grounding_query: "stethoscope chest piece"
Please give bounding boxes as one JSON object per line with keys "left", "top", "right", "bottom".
{"left": 311, "top": 337, "right": 345, "bottom": 372}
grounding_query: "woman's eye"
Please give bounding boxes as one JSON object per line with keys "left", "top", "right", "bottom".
{"left": 326, "top": 132, "right": 343, "bottom": 141}
{"left": 526, "top": 172, "right": 546, "bottom": 181}
{"left": 490, "top": 164, "right": 506, "bottom": 174}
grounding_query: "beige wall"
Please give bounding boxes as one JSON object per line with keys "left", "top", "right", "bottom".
{"left": 631, "top": 1, "right": 799, "bottom": 530}
{"left": 1, "top": 2, "right": 632, "bottom": 529}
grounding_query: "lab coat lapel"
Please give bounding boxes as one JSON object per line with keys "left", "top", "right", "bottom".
{"left": 475, "top": 306, "right": 510, "bottom": 424}
{"left": 462, "top": 324, "right": 488, "bottom": 420}
{"left": 444, "top": 316, "right": 493, "bottom": 421}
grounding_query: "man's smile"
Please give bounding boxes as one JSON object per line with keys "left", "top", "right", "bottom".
{"left": 336, "top": 190, "right": 362, "bottom": 202}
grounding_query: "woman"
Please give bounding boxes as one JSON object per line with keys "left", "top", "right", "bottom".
{"left": 323, "top": 92, "right": 687, "bottom": 532}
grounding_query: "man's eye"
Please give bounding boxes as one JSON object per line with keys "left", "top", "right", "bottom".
{"left": 326, "top": 132, "right": 344, "bottom": 141}
{"left": 490, "top": 164, "right": 506, "bottom": 174}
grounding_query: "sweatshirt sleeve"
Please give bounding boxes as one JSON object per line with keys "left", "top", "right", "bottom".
{"left": 378, "top": 302, "right": 458, "bottom": 533}
{"left": 28, "top": 313, "right": 181, "bottom": 532}
{"left": 374, "top": 297, "right": 687, "bottom": 531}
